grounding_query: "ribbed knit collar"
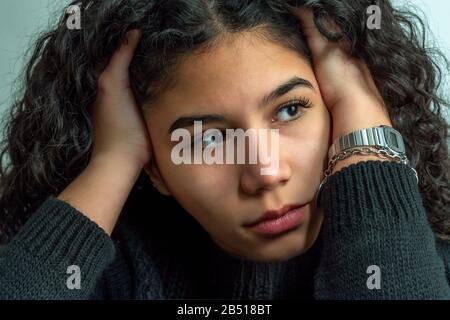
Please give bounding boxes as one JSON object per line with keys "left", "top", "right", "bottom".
{"left": 203, "top": 237, "right": 322, "bottom": 299}
{"left": 110, "top": 217, "right": 323, "bottom": 299}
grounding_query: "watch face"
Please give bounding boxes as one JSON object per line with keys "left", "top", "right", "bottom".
{"left": 388, "top": 132, "right": 399, "bottom": 148}
{"left": 383, "top": 126, "right": 405, "bottom": 154}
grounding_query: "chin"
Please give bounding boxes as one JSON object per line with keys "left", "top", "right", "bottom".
{"left": 215, "top": 225, "right": 319, "bottom": 263}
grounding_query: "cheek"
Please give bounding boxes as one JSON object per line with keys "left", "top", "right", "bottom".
{"left": 169, "top": 164, "right": 235, "bottom": 199}
{"left": 282, "top": 138, "right": 326, "bottom": 178}
{"left": 166, "top": 165, "right": 238, "bottom": 235}
{"left": 281, "top": 107, "right": 330, "bottom": 173}
{"left": 157, "top": 149, "right": 237, "bottom": 215}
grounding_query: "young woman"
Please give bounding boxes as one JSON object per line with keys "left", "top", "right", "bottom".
{"left": 0, "top": 0, "right": 449, "bottom": 299}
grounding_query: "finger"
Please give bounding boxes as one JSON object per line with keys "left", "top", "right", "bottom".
{"left": 288, "top": 7, "right": 335, "bottom": 54}
{"left": 111, "top": 29, "right": 142, "bottom": 71}
{"left": 288, "top": 7, "right": 320, "bottom": 39}
{"left": 101, "top": 29, "right": 142, "bottom": 89}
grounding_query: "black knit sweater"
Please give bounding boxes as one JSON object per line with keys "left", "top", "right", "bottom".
{"left": 1, "top": 161, "right": 449, "bottom": 299}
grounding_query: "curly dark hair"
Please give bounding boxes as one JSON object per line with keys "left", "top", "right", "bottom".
{"left": 1, "top": 0, "right": 449, "bottom": 244}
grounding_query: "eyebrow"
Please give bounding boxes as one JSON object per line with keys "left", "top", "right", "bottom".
{"left": 258, "top": 76, "right": 314, "bottom": 109}
{"left": 168, "top": 114, "right": 225, "bottom": 135}
{"left": 168, "top": 76, "right": 314, "bottom": 135}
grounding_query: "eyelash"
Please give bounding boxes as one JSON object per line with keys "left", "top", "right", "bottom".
{"left": 272, "top": 96, "right": 312, "bottom": 123}
{"left": 190, "top": 96, "right": 312, "bottom": 148}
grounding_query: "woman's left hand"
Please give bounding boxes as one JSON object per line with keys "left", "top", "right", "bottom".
{"left": 289, "top": 7, "right": 394, "bottom": 172}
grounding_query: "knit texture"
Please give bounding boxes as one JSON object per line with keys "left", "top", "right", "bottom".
{"left": 1, "top": 161, "right": 449, "bottom": 299}
{"left": 0, "top": 197, "right": 115, "bottom": 299}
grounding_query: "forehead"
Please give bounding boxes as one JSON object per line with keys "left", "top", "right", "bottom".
{"left": 149, "top": 34, "right": 313, "bottom": 115}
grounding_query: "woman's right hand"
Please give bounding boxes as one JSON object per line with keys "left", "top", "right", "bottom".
{"left": 57, "top": 30, "right": 151, "bottom": 235}
{"left": 90, "top": 29, "right": 152, "bottom": 168}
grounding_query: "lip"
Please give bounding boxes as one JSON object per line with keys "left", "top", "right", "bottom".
{"left": 245, "top": 204, "right": 307, "bottom": 235}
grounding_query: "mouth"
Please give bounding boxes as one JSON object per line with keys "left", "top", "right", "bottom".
{"left": 244, "top": 203, "right": 307, "bottom": 235}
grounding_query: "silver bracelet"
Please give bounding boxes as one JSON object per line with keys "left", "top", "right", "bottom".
{"left": 316, "top": 146, "right": 419, "bottom": 207}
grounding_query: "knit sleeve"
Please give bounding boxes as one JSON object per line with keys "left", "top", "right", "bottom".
{"left": 0, "top": 197, "right": 115, "bottom": 299}
{"left": 314, "top": 160, "right": 450, "bottom": 299}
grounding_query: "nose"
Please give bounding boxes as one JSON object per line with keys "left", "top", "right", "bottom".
{"left": 239, "top": 132, "right": 292, "bottom": 194}
{"left": 240, "top": 160, "right": 292, "bottom": 194}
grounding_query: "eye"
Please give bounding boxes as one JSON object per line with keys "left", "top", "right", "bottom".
{"left": 273, "top": 97, "right": 312, "bottom": 122}
{"left": 191, "top": 129, "right": 226, "bottom": 149}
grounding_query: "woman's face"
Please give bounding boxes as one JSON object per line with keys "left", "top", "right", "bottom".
{"left": 143, "top": 32, "right": 331, "bottom": 262}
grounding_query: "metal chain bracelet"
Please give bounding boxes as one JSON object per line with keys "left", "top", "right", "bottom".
{"left": 316, "top": 146, "right": 419, "bottom": 207}
{"left": 324, "top": 146, "right": 412, "bottom": 179}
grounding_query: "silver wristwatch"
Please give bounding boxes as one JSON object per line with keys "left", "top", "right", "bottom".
{"left": 316, "top": 125, "right": 417, "bottom": 208}
{"left": 328, "top": 125, "right": 409, "bottom": 165}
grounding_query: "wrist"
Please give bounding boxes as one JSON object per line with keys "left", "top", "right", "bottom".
{"left": 57, "top": 153, "right": 144, "bottom": 235}
{"left": 90, "top": 152, "right": 146, "bottom": 172}
{"left": 331, "top": 99, "right": 392, "bottom": 142}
